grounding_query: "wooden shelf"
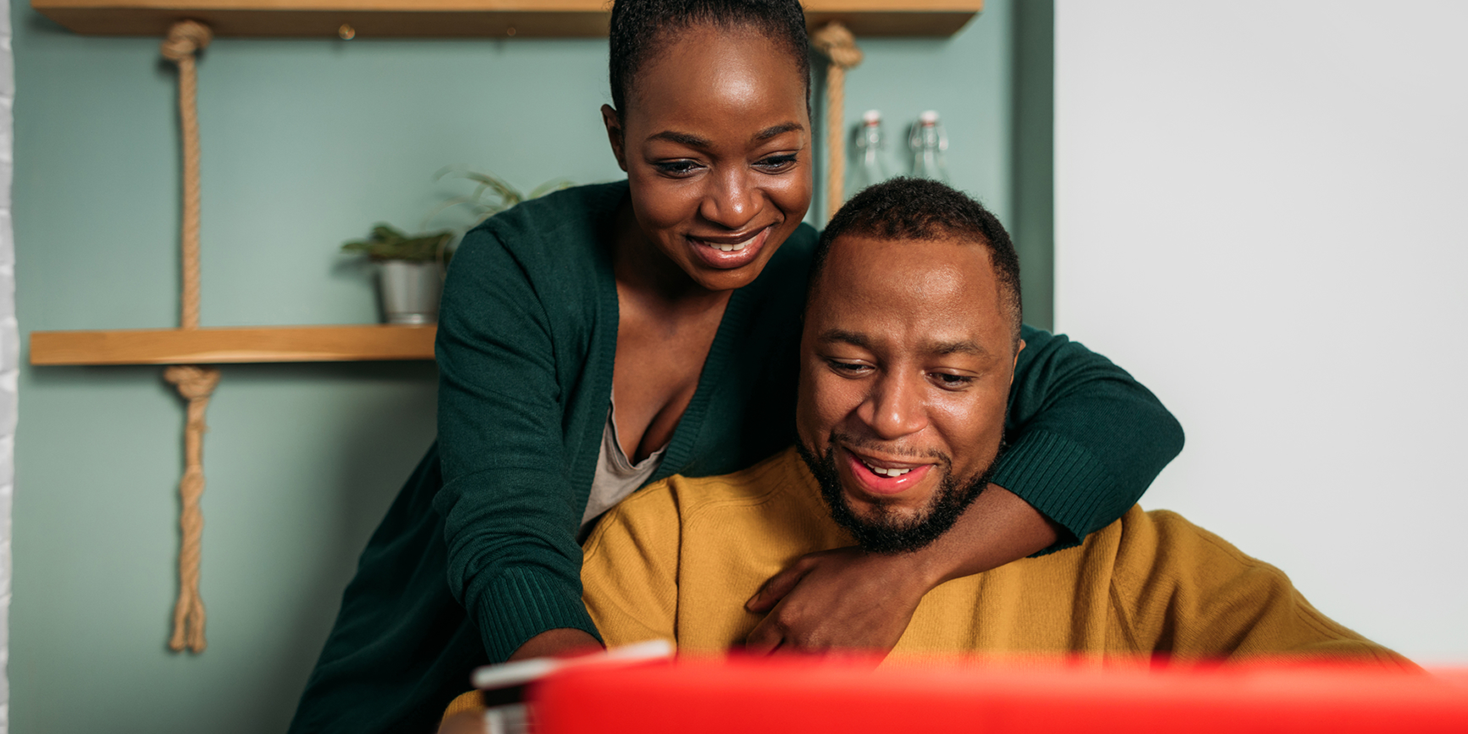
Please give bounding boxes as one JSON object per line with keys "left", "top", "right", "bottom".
{"left": 29, "top": 324, "right": 437, "bottom": 365}
{"left": 31, "top": 0, "right": 983, "bottom": 38}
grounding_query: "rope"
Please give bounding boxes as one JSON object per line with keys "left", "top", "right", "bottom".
{"left": 162, "top": 20, "right": 216, "bottom": 654}
{"left": 163, "top": 365, "right": 220, "bottom": 653}
{"left": 162, "top": 20, "right": 211, "bottom": 331}
{"left": 811, "top": 22, "right": 863, "bottom": 222}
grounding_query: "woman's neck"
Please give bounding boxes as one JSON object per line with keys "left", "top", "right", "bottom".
{"left": 611, "top": 201, "right": 734, "bottom": 318}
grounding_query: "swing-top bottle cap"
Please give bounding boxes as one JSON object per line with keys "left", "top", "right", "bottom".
{"left": 920, "top": 110, "right": 940, "bottom": 125}
{"left": 862, "top": 110, "right": 882, "bottom": 124}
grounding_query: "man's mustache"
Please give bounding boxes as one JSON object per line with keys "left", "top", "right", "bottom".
{"left": 828, "top": 430, "right": 951, "bottom": 466}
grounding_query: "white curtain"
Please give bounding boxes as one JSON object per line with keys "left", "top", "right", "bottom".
{"left": 0, "top": 0, "right": 14, "bottom": 726}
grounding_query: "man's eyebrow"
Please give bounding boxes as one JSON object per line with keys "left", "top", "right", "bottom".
{"left": 926, "top": 339, "right": 988, "bottom": 357}
{"left": 818, "top": 329, "right": 872, "bottom": 350}
{"left": 819, "top": 331, "right": 988, "bottom": 357}
{"left": 649, "top": 130, "right": 712, "bottom": 149}
{"left": 753, "top": 122, "right": 804, "bottom": 142}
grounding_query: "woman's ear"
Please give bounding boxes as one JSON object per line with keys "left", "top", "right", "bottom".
{"left": 601, "top": 104, "right": 628, "bottom": 172}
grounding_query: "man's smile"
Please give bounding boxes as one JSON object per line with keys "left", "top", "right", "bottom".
{"left": 840, "top": 446, "right": 937, "bottom": 497}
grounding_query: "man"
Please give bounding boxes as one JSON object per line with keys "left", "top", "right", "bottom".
{"left": 578, "top": 178, "right": 1405, "bottom": 665}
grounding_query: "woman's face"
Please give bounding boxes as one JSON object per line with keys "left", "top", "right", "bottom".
{"left": 604, "top": 25, "right": 812, "bottom": 292}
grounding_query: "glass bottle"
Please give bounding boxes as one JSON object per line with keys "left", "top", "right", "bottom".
{"left": 847, "top": 109, "right": 889, "bottom": 197}
{"left": 909, "top": 110, "right": 950, "bottom": 183}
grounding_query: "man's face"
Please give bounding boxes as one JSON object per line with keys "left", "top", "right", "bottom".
{"left": 795, "top": 234, "right": 1021, "bottom": 552}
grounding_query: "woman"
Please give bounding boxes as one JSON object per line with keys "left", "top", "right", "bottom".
{"left": 290, "top": 1, "right": 1183, "bottom": 731}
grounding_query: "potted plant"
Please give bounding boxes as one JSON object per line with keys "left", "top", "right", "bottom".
{"left": 341, "top": 224, "right": 453, "bottom": 325}
{"left": 428, "top": 167, "right": 574, "bottom": 224}
{"left": 341, "top": 170, "right": 572, "bottom": 325}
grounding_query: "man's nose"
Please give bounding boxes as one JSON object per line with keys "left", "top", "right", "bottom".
{"left": 699, "top": 166, "right": 758, "bottom": 230}
{"left": 860, "top": 371, "right": 929, "bottom": 441}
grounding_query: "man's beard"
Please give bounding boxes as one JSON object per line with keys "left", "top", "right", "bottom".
{"left": 795, "top": 434, "right": 998, "bottom": 554}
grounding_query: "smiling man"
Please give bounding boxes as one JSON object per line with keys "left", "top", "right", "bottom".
{"left": 577, "top": 178, "right": 1405, "bottom": 664}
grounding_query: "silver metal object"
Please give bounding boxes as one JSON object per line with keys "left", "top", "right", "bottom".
{"left": 484, "top": 703, "right": 529, "bottom": 734}
{"left": 471, "top": 640, "right": 675, "bottom": 733}
{"left": 378, "top": 260, "right": 442, "bottom": 324}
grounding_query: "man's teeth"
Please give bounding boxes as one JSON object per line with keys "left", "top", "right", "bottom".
{"left": 863, "top": 460, "right": 913, "bottom": 478}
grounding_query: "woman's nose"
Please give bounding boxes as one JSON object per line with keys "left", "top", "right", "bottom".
{"left": 699, "top": 167, "right": 758, "bottom": 230}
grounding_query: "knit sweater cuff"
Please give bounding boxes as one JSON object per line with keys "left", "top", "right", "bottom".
{"left": 476, "top": 566, "right": 604, "bottom": 664}
{"left": 990, "top": 429, "right": 1116, "bottom": 556}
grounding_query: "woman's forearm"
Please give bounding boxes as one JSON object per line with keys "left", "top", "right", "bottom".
{"left": 908, "top": 483, "right": 1060, "bottom": 587}
{"left": 743, "top": 482, "right": 1060, "bottom": 653}
{"left": 993, "top": 326, "right": 1184, "bottom": 548}
{"left": 507, "top": 628, "right": 604, "bottom": 662}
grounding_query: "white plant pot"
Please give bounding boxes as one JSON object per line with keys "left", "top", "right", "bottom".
{"left": 379, "top": 260, "right": 443, "bottom": 324}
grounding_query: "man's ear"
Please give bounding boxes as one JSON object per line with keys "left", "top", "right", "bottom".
{"left": 1010, "top": 338, "right": 1026, "bottom": 385}
{"left": 601, "top": 104, "right": 629, "bottom": 172}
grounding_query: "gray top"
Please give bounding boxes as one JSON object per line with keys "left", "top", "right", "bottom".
{"left": 582, "top": 400, "right": 666, "bottom": 529}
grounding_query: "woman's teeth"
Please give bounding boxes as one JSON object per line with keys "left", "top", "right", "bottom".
{"left": 862, "top": 460, "right": 913, "bottom": 478}
{"left": 703, "top": 234, "right": 757, "bottom": 252}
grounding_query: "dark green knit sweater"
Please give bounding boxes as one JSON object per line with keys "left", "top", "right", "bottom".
{"left": 289, "top": 181, "right": 1184, "bottom": 733}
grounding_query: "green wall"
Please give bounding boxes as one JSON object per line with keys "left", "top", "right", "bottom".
{"left": 1011, "top": 0, "right": 1055, "bottom": 331}
{"left": 10, "top": 1, "right": 1040, "bottom": 730}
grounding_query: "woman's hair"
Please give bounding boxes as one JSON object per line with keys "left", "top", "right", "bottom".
{"left": 608, "top": 0, "right": 811, "bottom": 121}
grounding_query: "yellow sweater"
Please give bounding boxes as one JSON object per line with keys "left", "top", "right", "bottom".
{"left": 581, "top": 447, "right": 1406, "bottom": 665}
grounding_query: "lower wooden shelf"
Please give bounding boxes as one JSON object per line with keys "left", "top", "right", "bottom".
{"left": 29, "top": 324, "right": 437, "bottom": 365}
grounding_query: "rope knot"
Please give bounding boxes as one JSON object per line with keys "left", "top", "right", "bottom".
{"left": 161, "top": 20, "right": 213, "bottom": 63}
{"left": 812, "top": 22, "right": 864, "bottom": 69}
{"left": 164, "top": 365, "right": 221, "bottom": 400}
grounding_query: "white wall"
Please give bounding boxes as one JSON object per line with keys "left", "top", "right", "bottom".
{"left": 1054, "top": 0, "right": 1468, "bottom": 663}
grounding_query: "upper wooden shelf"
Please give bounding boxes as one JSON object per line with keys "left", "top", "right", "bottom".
{"left": 31, "top": 0, "right": 983, "bottom": 38}
{"left": 30, "top": 324, "right": 437, "bottom": 365}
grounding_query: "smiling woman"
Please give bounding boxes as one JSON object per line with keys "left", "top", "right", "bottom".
{"left": 289, "top": 1, "right": 1184, "bottom": 732}
{"left": 601, "top": 23, "right": 812, "bottom": 463}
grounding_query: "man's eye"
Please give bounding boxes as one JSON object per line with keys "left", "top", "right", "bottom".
{"left": 654, "top": 160, "right": 702, "bottom": 176}
{"left": 932, "top": 373, "right": 974, "bottom": 389}
{"left": 827, "top": 359, "right": 870, "bottom": 376}
{"left": 755, "top": 154, "right": 798, "bottom": 172}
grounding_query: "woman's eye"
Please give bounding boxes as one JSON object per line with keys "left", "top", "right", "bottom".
{"left": 654, "top": 160, "right": 702, "bottom": 176}
{"left": 755, "top": 154, "right": 799, "bottom": 172}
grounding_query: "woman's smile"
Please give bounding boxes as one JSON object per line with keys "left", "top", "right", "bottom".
{"left": 685, "top": 224, "right": 774, "bottom": 269}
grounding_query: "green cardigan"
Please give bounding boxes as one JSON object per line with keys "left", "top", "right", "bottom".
{"left": 289, "top": 181, "right": 1184, "bottom": 733}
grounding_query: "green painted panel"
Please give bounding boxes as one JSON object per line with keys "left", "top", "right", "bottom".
{"left": 10, "top": 1, "right": 1036, "bottom": 729}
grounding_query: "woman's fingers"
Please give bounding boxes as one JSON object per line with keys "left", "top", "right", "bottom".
{"left": 745, "top": 554, "right": 817, "bottom": 612}
{"left": 742, "top": 605, "right": 789, "bottom": 654}
{"left": 744, "top": 547, "right": 926, "bottom": 655}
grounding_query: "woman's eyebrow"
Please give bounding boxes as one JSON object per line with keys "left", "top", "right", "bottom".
{"left": 649, "top": 130, "right": 712, "bottom": 148}
{"left": 647, "top": 123, "right": 802, "bottom": 150}
{"left": 754, "top": 122, "right": 804, "bottom": 141}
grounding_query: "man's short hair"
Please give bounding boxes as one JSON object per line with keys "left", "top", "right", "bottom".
{"left": 810, "top": 178, "right": 1023, "bottom": 344}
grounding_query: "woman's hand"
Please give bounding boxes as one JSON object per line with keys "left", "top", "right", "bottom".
{"left": 743, "top": 483, "right": 1059, "bottom": 655}
{"left": 743, "top": 547, "right": 934, "bottom": 654}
